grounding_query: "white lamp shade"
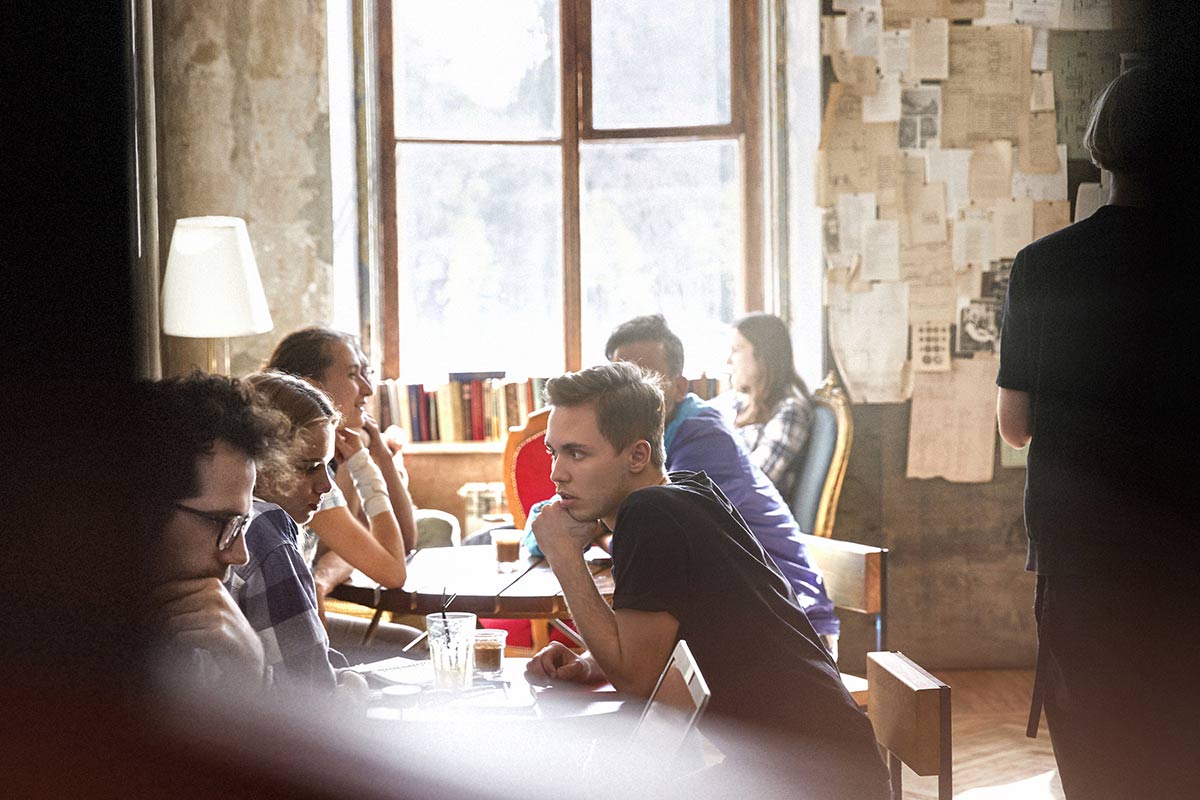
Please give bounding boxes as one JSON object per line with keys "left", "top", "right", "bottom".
{"left": 161, "top": 216, "right": 274, "bottom": 337}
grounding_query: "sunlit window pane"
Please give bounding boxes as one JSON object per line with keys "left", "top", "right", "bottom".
{"left": 579, "top": 140, "right": 741, "bottom": 376}
{"left": 397, "top": 144, "right": 563, "bottom": 380}
{"left": 591, "top": 0, "right": 730, "bottom": 129}
{"left": 394, "top": 0, "right": 561, "bottom": 140}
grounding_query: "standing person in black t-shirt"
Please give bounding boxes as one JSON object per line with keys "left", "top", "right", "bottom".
{"left": 526, "top": 362, "right": 889, "bottom": 799}
{"left": 997, "top": 66, "right": 1200, "bottom": 798}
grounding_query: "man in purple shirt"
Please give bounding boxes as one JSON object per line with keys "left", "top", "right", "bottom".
{"left": 527, "top": 315, "right": 838, "bottom": 654}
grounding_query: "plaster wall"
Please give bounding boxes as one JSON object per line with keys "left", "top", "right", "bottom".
{"left": 155, "top": 0, "right": 333, "bottom": 376}
{"left": 834, "top": 404, "right": 1036, "bottom": 672}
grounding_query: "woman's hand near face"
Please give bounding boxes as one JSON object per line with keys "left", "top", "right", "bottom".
{"left": 360, "top": 412, "right": 392, "bottom": 462}
{"left": 333, "top": 423, "right": 367, "bottom": 463}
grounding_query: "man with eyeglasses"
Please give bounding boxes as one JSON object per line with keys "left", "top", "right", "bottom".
{"left": 142, "top": 372, "right": 282, "bottom": 691}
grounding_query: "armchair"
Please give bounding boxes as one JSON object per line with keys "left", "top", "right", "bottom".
{"left": 502, "top": 407, "right": 553, "bottom": 529}
{"left": 788, "top": 372, "right": 853, "bottom": 539}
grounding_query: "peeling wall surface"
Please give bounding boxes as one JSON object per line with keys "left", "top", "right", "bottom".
{"left": 833, "top": 404, "right": 1036, "bottom": 671}
{"left": 156, "top": 0, "right": 333, "bottom": 375}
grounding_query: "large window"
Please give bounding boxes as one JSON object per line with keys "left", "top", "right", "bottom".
{"left": 379, "top": 0, "right": 762, "bottom": 381}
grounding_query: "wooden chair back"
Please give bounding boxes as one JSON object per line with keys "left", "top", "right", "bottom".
{"left": 867, "top": 651, "right": 953, "bottom": 800}
{"left": 798, "top": 532, "right": 886, "bottom": 620}
{"left": 799, "top": 532, "right": 887, "bottom": 706}
{"left": 789, "top": 371, "right": 854, "bottom": 538}
{"left": 502, "top": 407, "right": 553, "bottom": 528}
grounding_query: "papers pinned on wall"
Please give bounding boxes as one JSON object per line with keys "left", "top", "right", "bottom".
{"left": 968, "top": 140, "right": 1014, "bottom": 204}
{"left": 910, "top": 17, "right": 950, "bottom": 81}
{"left": 861, "top": 219, "right": 902, "bottom": 281}
{"left": 1033, "top": 199, "right": 1072, "bottom": 240}
{"left": 1030, "top": 71, "right": 1055, "bottom": 112}
{"left": 941, "top": 25, "right": 1030, "bottom": 148}
{"left": 1012, "top": 144, "right": 1068, "bottom": 201}
{"left": 1073, "top": 182, "right": 1104, "bottom": 222}
{"left": 1013, "top": 0, "right": 1061, "bottom": 29}
{"left": 828, "top": 281, "right": 912, "bottom": 403}
{"left": 906, "top": 359, "right": 999, "bottom": 483}
{"left": 989, "top": 197, "right": 1035, "bottom": 260}
{"left": 912, "top": 321, "right": 954, "bottom": 372}
{"left": 863, "top": 72, "right": 903, "bottom": 123}
{"left": 899, "top": 86, "right": 942, "bottom": 150}
{"left": 879, "top": 29, "right": 912, "bottom": 80}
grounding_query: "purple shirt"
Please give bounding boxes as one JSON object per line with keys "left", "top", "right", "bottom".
{"left": 665, "top": 396, "right": 837, "bottom": 635}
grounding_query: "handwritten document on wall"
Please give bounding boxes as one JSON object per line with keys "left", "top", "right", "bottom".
{"left": 1048, "top": 29, "right": 1131, "bottom": 158}
{"left": 907, "top": 359, "right": 999, "bottom": 482}
{"left": 828, "top": 281, "right": 911, "bottom": 403}
{"left": 942, "top": 25, "right": 1030, "bottom": 148}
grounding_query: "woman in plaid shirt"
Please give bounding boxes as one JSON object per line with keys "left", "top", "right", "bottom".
{"left": 224, "top": 371, "right": 368, "bottom": 696}
{"left": 727, "top": 313, "right": 815, "bottom": 502}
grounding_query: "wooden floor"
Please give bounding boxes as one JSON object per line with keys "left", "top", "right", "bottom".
{"left": 897, "top": 670, "right": 1063, "bottom": 800}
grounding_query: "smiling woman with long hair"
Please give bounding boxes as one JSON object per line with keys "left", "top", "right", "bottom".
{"left": 726, "top": 313, "right": 814, "bottom": 501}
{"left": 267, "top": 327, "right": 415, "bottom": 616}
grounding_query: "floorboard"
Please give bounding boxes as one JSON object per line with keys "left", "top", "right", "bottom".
{"left": 896, "top": 669, "right": 1064, "bottom": 800}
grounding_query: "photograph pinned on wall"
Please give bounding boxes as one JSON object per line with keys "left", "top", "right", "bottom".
{"left": 898, "top": 85, "right": 940, "bottom": 150}
{"left": 956, "top": 298, "right": 1000, "bottom": 357}
{"left": 981, "top": 260, "right": 1013, "bottom": 302}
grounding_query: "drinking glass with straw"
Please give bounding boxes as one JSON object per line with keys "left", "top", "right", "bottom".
{"left": 426, "top": 590, "right": 474, "bottom": 690}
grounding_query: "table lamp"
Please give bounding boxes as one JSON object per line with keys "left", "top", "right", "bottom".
{"left": 161, "top": 216, "right": 273, "bottom": 374}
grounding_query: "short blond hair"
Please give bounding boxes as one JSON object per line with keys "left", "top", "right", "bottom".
{"left": 243, "top": 371, "right": 340, "bottom": 502}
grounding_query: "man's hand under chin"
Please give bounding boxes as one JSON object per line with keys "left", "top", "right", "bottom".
{"left": 530, "top": 500, "right": 601, "bottom": 564}
{"left": 153, "top": 578, "right": 266, "bottom": 686}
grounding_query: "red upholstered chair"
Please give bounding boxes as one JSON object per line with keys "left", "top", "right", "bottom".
{"left": 485, "top": 407, "right": 576, "bottom": 651}
{"left": 503, "top": 407, "right": 554, "bottom": 528}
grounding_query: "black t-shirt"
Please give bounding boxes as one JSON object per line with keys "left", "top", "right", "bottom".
{"left": 998, "top": 204, "right": 1199, "bottom": 576}
{"left": 611, "top": 471, "right": 883, "bottom": 766}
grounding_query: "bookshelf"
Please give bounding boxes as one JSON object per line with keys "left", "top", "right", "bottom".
{"left": 375, "top": 373, "right": 549, "bottom": 445}
{"left": 387, "top": 370, "right": 727, "bottom": 535}
{"left": 404, "top": 440, "right": 505, "bottom": 455}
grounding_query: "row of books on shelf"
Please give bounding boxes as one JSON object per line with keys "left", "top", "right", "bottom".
{"left": 375, "top": 373, "right": 548, "bottom": 443}
{"left": 376, "top": 371, "right": 729, "bottom": 444}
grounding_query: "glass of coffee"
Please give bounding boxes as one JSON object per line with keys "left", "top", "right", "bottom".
{"left": 473, "top": 629, "right": 507, "bottom": 679}
{"left": 492, "top": 529, "right": 524, "bottom": 573}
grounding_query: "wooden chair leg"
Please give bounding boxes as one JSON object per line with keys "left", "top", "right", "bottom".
{"left": 361, "top": 608, "right": 384, "bottom": 645}
{"left": 530, "top": 619, "right": 550, "bottom": 651}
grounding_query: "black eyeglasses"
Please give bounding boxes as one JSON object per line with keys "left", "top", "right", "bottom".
{"left": 173, "top": 504, "right": 253, "bottom": 551}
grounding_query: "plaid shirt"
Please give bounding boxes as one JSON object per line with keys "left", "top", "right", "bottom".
{"left": 735, "top": 394, "right": 814, "bottom": 500}
{"left": 226, "top": 500, "right": 342, "bottom": 692}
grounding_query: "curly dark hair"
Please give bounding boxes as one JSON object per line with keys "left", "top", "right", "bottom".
{"left": 603, "top": 314, "right": 685, "bottom": 379}
{"left": 132, "top": 371, "right": 286, "bottom": 533}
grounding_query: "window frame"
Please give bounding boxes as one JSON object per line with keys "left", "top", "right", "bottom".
{"left": 376, "top": 0, "right": 763, "bottom": 378}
